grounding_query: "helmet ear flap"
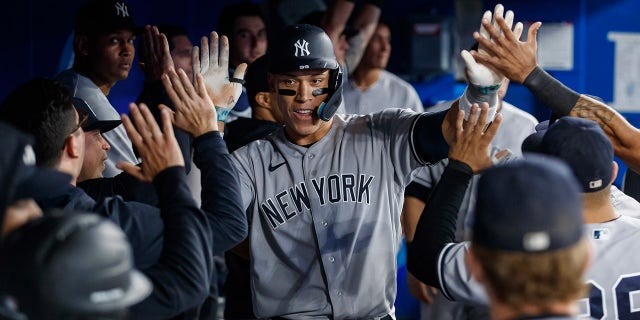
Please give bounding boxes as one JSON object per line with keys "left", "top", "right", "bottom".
{"left": 317, "top": 66, "right": 344, "bottom": 121}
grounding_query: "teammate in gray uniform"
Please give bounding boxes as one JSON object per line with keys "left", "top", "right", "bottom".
{"left": 405, "top": 80, "right": 537, "bottom": 320}
{"left": 227, "top": 23, "right": 485, "bottom": 319}
{"left": 409, "top": 116, "right": 640, "bottom": 319}
{"left": 56, "top": 0, "right": 139, "bottom": 177}
{"left": 343, "top": 21, "right": 425, "bottom": 114}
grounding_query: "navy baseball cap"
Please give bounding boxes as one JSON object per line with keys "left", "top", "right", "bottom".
{"left": 75, "top": 0, "right": 140, "bottom": 35}
{"left": 0, "top": 123, "right": 72, "bottom": 216}
{"left": 472, "top": 155, "right": 583, "bottom": 253}
{"left": 71, "top": 97, "right": 121, "bottom": 133}
{"left": 522, "top": 117, "right": 613, "bottom": 193}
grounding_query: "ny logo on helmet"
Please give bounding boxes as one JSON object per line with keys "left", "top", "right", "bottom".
{"left": 114, "top": 2, "right": 130, "bottom": 17}
{"left": 294, "top": 39, "right": 310, "bottom": 57}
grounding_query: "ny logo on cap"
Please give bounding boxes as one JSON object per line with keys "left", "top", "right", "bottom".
{"left": 294, "top": 39, "right": 310, "bottom": 57}
{"left": 114, "top": 2, "right": 129, "bottom": 17}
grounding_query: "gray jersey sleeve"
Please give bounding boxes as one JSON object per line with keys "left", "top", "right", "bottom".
{"left": 438, "top": 242, "right": 489, "bottom": 306}
{"left": 370, "top": 109, "right": 429, "bottom": 184}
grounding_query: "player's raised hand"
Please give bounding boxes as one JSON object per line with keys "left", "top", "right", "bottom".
{"left": 471, "top": 9, "right": 537, "bottom": 84}
{"left": 192, "top": 31, "right": 247, "bottom": 120}
{"left": 138, "top": 25, "right": 174, "bottom": 81}
{"left": 161, "top": 68, "right": 218, "bottom": 137}
{"left": 448, "top": 102, "right": 502, "bottom": 173}
{"left": 116, "top": 103, "right": 184, "bottom": 182}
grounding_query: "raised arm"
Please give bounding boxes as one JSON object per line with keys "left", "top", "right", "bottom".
{"left": 162, "top": 47, "right": 247, "bottom": 254}
{"left": 471, "top": 12, "right": 640, "bottom": 173}
{"left": 119, "top": 104, "right": 213, "bottom": 318}
{"left": 407, "top": 104, "right": 501, "bottom": 287}
{"left": 322, "top": 0, "right": 382, "bottom": 70}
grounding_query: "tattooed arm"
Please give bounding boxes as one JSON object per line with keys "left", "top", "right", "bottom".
{"left": 568, "top": 97, "right": 640, "bottom": 173}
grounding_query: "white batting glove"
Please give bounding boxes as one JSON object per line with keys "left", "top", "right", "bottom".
{"left": 192, "top": 31, "right": 247, "bottom": 122}
{"left": 459, "top": 4, "right": 522, "bottom": 121}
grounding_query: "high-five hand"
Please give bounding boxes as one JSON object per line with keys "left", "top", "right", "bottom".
{"left": 192, "top": 31, "right": 247, "bottom": 122}
{"left": 117, "top": 103, "right": 184, "bottom": 182}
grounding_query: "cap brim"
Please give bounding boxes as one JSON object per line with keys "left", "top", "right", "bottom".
{"left": 84, "top": 120, "right": 122, "bottom": 134}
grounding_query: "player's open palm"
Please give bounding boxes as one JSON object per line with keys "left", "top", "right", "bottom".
{"left": 193, "top": 31, "right": 247, "bottom": 113}
{"left": 117, "top": 103, "right": 184, "bottom": 182}
{"left": 139, "top": 25, "right": 174, "bottom": 81}
{"left": 449, "top": 103, "right": 502, "bottom": 173}
{"left": 162, "top": 67, "right": 218, "bottom": 137}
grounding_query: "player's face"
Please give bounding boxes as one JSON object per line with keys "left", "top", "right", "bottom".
{"left": 79, "top": 129, "right": 111, "bottom": 182}
{"left": 361, "top": 24, "right": 391, "bottom": 69}
{"left": 230, "top": 16, "right": 267, "bottom": 67}
{"left": 272, "top": 69, "right": 333, "bottom": 145}
{"left": 88, "top": 29, "right": 136, "bottom": 85}
{"left": 170, "top": 35, "right": 193, "bottom": 81}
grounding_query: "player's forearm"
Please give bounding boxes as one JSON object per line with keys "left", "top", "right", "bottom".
{"left": 352, "top": 1, "right": 381, "bottom": 44}
{"left": 193, "top": 131, "right": 247, "bottom": 255}
{"left": 131, "top": 166, "right": 213, "bottom": 318}
{"left": 407, "top": 160, "right": 472, "bottom": 287}
{"left": 523, "top": 67, "right": 580, "bottom": 117}
{"left": 322, "top": 0, "right": 355, "bottom": 42}
{"left": 524, "top": 67, "right": 640, "bottom": 171}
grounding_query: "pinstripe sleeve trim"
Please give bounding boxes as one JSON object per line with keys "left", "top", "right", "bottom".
{"left": 438, "top": 242, "right": 457, "bottom": 301}
{"left": 409, "top": 114, "right": 427, "bottom": 166}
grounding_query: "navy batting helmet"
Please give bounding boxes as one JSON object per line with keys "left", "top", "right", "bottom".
{"left": 0, "top": 212, "right": 151, "bottom": 319}
{"left": 268, "top": 24, "right": 344, "bottom": 121}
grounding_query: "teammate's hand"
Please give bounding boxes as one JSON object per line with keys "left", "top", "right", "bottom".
{"left": 117, "top": 103, "right": 185, "bottom": 182}
{"left": 471, "top": 10, "right": 536, "bottom": 84}
{"left": 162, "top": 68, "right": 218, "bottom": 137}
{"left": 138, "top": 25, "right": 174, "bottom": 81}
{"left": 463, "top": 4, "right": 520, "bottom": 88}
{"left": 192, "top": 31, "right": 247, "bottom": 113}
{"left": 448, "top": 103, "right": 502, "bottom": 173}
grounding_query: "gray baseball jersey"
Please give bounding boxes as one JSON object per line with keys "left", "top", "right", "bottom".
{"left": 435, "top": 216, "right": 640, "bottom": 320}
{"left": 231, "top": 109, "right": 436, "bottom": 319}
{"left": 343, "top": 70, "right": 424, "bottom": 115}
{"left": 56, "top": 69, "right": 138, "bottom": 177}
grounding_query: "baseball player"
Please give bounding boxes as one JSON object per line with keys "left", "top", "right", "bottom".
{"left": 223, "top": 23, "right": 495, "bottom": 319}
{"left": 409, "top": 116, "right": 640, "bottom": 319}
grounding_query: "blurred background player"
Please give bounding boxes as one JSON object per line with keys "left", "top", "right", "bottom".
{"left": 56, "top": 0, "right": 139, "bottom": 177}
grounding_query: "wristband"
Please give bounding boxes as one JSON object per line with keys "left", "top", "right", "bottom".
{"left": 215, "top": 106, "right": 230, "bottom": 123}
{"left": 458, "top": 82, "right": 499, "bottom": 121}
{"left": 523, "top": 67, "right": 580, "bottom": 116}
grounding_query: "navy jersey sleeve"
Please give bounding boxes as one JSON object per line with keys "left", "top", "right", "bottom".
{"left": 130, "top": 166, "right": 214, "bottom": 318}
{"left": 407, "top": 160, "right": 472, "bottom": 287}
{"left": 78, "top": 171, "right": 159, "bottom": 206}
{"left": 193, "top": 131, "right": 247, "bottom": 255}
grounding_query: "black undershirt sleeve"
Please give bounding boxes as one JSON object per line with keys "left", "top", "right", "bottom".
{"left": 407, "top": 160, "right": 473, "bottom": 288}
{"left": 411, "top": 110, "right": 450, "bottom": 165}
